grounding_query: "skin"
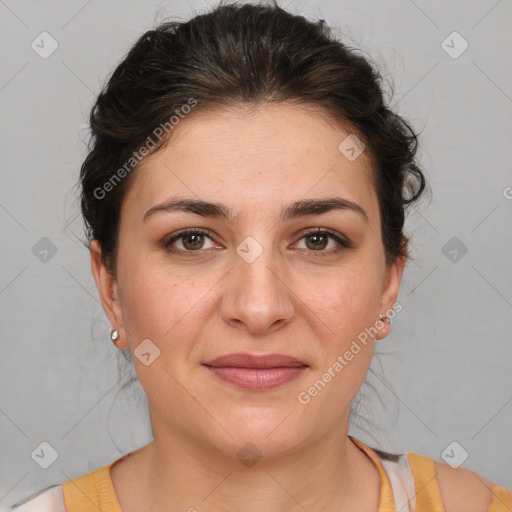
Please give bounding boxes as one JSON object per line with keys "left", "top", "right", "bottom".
{"left": 90, "top": 102, "right": 407, "bottom": 512}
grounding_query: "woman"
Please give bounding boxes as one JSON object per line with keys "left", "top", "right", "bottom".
{"left": 12, "top": 2, "right": 511, "bottom": 511}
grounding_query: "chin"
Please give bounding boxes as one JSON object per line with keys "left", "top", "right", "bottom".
{"left": 203, "top": 406, "right": 310, "bottom": 462}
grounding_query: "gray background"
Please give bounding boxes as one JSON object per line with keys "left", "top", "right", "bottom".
{"left": 1, "top": 0, "right": 511, "bottom": 508}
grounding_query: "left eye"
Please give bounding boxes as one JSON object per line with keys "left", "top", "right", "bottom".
{"left": 296, "top": 230, "right": 346, "bottom": 252}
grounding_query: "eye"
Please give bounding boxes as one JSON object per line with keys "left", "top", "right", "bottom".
{"left": 163, "top": 228, "right": 219, "bottom": 253}
{"left": 295, "top": 229, "right": 351, "bottom": 254}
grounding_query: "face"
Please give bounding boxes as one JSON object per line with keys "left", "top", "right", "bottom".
{"left": 91, "top": 102, "right": 405, "bottom": 459}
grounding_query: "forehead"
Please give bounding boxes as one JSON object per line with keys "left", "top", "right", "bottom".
{"left": 122, "top": 103, "right": 379, "bottom": 224}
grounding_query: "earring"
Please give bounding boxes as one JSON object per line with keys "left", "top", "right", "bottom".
{"left": 379, "top": 314, "right": 389, "bottom": 331}
{"left": 111, "top": 329, "right": 119, "bottom": 341}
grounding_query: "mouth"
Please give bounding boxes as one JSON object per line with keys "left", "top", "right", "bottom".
{"left": 202, "top": 352, "right": 309, "bottom": 390}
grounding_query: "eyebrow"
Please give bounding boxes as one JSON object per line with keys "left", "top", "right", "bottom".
{"left": 143, "top": 197, "right": 369, "bottom": 225}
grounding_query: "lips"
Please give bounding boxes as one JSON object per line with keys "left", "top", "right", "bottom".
{"left": 202, "top": 352, "right": 308, "bottom": 369}
{"left": 202, "top": 352, "right": 308, "bottom": 390}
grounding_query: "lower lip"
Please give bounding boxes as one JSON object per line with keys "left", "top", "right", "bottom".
{"left": 203, "top": 365, "right": 308, "bottom": 390}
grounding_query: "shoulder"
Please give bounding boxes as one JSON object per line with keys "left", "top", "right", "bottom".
{"left": 434, "top": 460, "right": 497, "bottom": 512}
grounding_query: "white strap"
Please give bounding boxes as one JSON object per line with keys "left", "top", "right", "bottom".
{"left": 381, "top": 455, "right": 417, "bottom": 512}
{"left": 10, "top": 485, "right": 66, "bottom": 512}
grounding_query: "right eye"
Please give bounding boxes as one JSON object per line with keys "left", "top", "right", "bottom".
{"left": 163, "top": 228, "right": 220, "bottom": 254}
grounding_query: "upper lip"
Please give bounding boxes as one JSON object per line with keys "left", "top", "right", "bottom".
{"left": 203, "top": 352, "right": 308, "bottom": 368}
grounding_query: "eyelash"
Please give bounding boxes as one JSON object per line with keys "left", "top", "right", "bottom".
{"left": 162, "top": 228, "right": 352, "bottom": 257}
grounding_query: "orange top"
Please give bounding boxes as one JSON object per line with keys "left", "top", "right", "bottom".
{"left": 60, "top": 437, "right": 512, "bottom": 512}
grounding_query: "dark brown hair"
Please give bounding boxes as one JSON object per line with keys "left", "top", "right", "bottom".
{"left": 80, "top": 0, "right": 426, "bottom": 275}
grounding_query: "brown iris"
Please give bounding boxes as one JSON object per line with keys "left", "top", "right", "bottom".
{"left": 182, "top": 233, "right": 205, "bottom": 250}
{"left": 305, "top": 233, "right": 328, "bottom": 250}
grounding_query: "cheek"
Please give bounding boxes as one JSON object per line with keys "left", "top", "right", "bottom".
{"left": 300, "top": 264, "right": 383, "bottom": 341}
{"left": 117, "top": 262, "right": 237, "bottom": 378}
{"left": 117, "top": 262, "right": 209, "bottom": 348}
{"left": 296, "top": 272, "right": 380, "bottom": 413}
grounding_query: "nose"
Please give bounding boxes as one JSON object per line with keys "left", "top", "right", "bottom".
{"left": 220, "top": 241, "right": 295, "bottom": 335}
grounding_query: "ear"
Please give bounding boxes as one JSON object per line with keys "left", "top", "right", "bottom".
{"left": 375, "top": 255, "right": 406, "bottom": 340}
{"left": 90, "top": 239, "right": 128, "bottom": 349}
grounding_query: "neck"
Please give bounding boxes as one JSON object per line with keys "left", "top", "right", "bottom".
{"left": 128, "top": 421, "right": 381, "bottom": 512}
